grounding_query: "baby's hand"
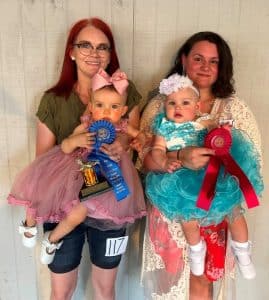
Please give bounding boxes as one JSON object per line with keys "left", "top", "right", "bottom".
{"left": 162, "top": 158, "right": 182, "bottom": 173}
{"left": 100, "top": 139, "right": 124, "bottom": 162}
{"left": 70, "top": 131, "right": 96, "bottom": 150}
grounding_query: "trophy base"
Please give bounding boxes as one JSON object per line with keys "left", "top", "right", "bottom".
{"left": 79, "top": 179, "right": 112, "bottom": 201}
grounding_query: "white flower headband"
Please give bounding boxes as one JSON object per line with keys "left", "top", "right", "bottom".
{"left": 159, "top": 74, "right": 199, "bottom": 96}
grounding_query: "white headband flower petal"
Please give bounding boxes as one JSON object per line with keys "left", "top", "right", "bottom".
{"left": 159, "top": 74, "right": 199, "bottom": 96}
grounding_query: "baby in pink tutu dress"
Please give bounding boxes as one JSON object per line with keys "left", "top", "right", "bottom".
{"left": 7, "top": 69, "right": 146, "bottom": 264}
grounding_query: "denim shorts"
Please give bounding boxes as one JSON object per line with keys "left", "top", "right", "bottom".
{"left": 43, "top": 223, "right": 126, "bottom": 273}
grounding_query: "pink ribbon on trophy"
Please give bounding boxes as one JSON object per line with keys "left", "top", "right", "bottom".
{"left": 92, "top": 68, "right": 129, "bottom": 95}
{"left": 196, "top": 127, "right": 259, "bottom": 211}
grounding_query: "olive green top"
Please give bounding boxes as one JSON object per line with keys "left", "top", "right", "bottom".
{"left": 36, "top": 80, "right": 141, "bottom": 144}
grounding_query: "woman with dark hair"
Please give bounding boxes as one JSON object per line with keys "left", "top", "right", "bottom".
{"left": 167, "top": 31, "right": 235, "bottom": 98}
{"left": 23, "top": 18, "right": 141, "bottom": 300}
{"left": 140, "top": 32, "right": 262, "bottom": 299}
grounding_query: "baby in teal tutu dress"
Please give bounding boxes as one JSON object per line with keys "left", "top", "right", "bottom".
{"left": 145, "top": 74, "right": 263, "bottom": 279}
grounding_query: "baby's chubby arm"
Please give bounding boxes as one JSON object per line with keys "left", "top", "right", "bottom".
{"left": 151, "top": 135, "right": 182, "bottom": 173}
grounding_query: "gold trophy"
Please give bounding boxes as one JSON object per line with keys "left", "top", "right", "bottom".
{"left": 81, "top": 161, "right": 98, "bottom": 186}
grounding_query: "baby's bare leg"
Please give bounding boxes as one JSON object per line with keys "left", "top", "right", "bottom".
{"left": 49, "top": 204, "right": 88, "bottom": 243}
{"left": 228, "top": 215, "right": 248, "bottom": 242}
{"left": 181, "top": 220, "right": 201, "bottom": 245}
{"left": 25, "top": 213, "right": 36, "bottom": 227}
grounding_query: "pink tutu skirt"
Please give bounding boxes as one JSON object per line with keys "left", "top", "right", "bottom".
{"left": 8, "top": 146, "right": 146, "bottom": 227}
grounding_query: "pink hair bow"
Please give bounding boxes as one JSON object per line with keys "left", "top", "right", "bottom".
{"left": 92, "top": 68, "right": 129, "bottom": 95}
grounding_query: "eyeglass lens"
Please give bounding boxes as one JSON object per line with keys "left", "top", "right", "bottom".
{"left": 74, "top": 42, "right": 110, "bottom": 56}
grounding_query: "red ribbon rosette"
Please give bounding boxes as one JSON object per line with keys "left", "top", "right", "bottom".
{"left": 196, "top": 127, "right": 259, "bottom": 210}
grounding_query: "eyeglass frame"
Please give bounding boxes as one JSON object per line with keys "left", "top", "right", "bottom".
{"left": 73, "top": 41, "right": 111, "bottom": 56}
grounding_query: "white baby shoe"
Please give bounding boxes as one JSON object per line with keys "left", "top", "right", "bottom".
{"left": 40, "top": 231, "right": 63, "bottom": 265}
{"left": 189, "top": 240, "right": 207, "bottom": 276}
{"left": 18, "top": 221, "right": 38, "bottom": 248}
{"left": 231, "top": 240, "right": 256, "bottom": 279}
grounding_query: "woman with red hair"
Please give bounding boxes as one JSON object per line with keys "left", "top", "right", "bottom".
{"left": 23, "top": 18, "right": 141, "bottom": 299}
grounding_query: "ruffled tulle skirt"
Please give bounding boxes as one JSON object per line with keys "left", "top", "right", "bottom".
{"left": 8, "top": 146, "right": 83, "bottom": 223}
{"left": 145, "top": 129, "right": 263, "bottom": 225}
{"left": 8, "top": 146, "right": 146, "bottom": 228}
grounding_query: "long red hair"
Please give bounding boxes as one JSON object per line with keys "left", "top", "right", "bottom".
{"left": 47, "top": 18, "right": 120, "bottom": 98}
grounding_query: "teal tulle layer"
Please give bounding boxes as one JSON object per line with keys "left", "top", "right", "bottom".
{"left": 145, "top": 129, "right": 264, "bottom": 225}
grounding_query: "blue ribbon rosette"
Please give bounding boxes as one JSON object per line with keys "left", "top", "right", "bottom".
{"left": 89, "top": 120, "right": 116, "bottom": 149}
{"left": 87, "top": 120, "right": 130, "bottom": 201}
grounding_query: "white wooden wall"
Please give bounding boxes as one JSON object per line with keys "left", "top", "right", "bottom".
{"left": 0, "top": 1, "right": 268, "bottom": 299}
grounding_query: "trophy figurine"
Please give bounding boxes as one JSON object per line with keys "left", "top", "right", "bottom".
{"left": 81, "top": 161, "right": 99, "bottom": 187}
{"left": 79, "top": 159, "right": 112, "bottom": 200}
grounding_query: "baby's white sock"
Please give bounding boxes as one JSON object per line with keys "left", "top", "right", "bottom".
{"left": 189, "top": 240, "right": 203, "bottom": 251}
{"left": 232, "top": 241, "right": 249, "bottom": 248}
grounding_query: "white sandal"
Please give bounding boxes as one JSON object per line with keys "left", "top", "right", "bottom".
{"left": 18, "top": 221, "right": 37, "bottom": 248}
{"left": 40, "top": 231, "right": 63, "bottom": 265}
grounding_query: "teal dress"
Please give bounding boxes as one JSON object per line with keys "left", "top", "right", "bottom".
{"left": 145, "top": 113, "right": 263, "bottom": 226}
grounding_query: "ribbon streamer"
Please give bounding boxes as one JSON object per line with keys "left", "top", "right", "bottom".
{"left": 196, "top": 127, "right": 259, "bottom": 211}
{"left": 87, "top": 120, "right": 130, "bottom": 201}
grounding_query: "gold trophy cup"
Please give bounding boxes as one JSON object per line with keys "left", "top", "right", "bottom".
{"left": 78, "top": 160, "right": 112, "bottom": 200}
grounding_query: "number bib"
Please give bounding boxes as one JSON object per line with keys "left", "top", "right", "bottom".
{"left": 105, "top": 236, "right": 129, "bottom": 257}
